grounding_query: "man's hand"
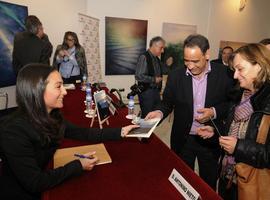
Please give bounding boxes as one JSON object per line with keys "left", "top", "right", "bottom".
{"left": 121, "top": 125, "right": 140, "bottom": 137}
{"left": 145, "top": 110, "right": 162, "bottom": 120}
{"left": 197, "top": 126, "right": 215, "bottom": 139}
{"left": 155, "top": 76, "right": 163, "bottom": 84}
{"left": 195, "top": 108, "right": 214, "bottom": 123}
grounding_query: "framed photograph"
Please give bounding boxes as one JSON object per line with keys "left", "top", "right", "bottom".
{"left": 105, "top": 17, "right": 147, "bottom": 75}
{"left": 0, "top": 1, "right": 28, "bottom": 87}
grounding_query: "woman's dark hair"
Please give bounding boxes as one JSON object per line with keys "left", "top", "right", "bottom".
{"left": 16, "top": 63, "right": 64, "bottom": 145}
{"left": 183, "top": 34, "right": 210, "bottom": 54}
{"left": 62, "top": 31, "right": 81, "bottom": 48}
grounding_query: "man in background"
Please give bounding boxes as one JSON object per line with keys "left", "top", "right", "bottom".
{"left": 135, "top": 36, "right": 165, "bottom": 118}
{"left": 260, "top": 38, "right": 270, "bottom": 50}
{"left": 211, "top": 46, "right": 233, "bottom": 67}
{"left": 12, "top": 15, "right": 52, "bottom": 75}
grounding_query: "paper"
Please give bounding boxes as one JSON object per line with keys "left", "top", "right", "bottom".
{"left": 126, "top": 118, "right": 161, "bottom": 138}
{"left": 53, "top": 143, "right": 112, "bottom": 168}
{"left": 63, "top": 84, "right": 76, "bottom": 90}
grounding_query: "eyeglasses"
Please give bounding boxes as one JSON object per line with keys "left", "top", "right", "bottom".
{"left": 66, "top": 38, "right": 75, "bottom": 42}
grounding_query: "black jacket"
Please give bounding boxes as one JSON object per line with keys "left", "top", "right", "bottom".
{"left": 158, "top": 63, "right": 234, "bottom": 154}
{"left": 0, "top": 112, "right": 121, "bottom": 200}
{"left": 12, "top": 32, "right": 53, "bottom": 75}
{"left": 224, "top": 82, "right": 270, "bottom": 168}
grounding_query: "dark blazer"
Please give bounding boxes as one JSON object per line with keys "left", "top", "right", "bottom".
{"left": 159, "top": 62, "right": 234, "bottom": 155}
{"left": 0, "top": 112, "right": 121, "bottom": 200}
{"left": 12, "top": 32, "right": 53, "bottom": 75}
{"left": 210, "top": 58, "right": 223, "bottom": 65}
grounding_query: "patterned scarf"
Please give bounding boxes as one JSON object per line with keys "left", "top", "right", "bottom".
{"left": 221, "top": 90, "right": 254, "bottom": 183}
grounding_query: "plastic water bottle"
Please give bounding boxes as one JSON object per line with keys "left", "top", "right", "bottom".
{"left": 126, "top": 96, "right": 135, "bottom": 119}
{"left": 85, "top": 82, "right": 92, "bottom": 113}
{"left": 81, "top": 74, "right": 87, "bottom": 91}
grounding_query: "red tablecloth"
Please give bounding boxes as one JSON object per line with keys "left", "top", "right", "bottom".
{"left": 42, "top": 86, "right": 221, "bottom": 200}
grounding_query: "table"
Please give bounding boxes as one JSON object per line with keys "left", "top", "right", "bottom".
{"left": 42, "top": 86, "right": 221, "bottom": 200}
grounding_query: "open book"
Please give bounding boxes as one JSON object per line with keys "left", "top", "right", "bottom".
{"left": 126, "top": 118, "right": 161, "bottom": 138}
{"left": 53, "top": 143, "right": 111, "bottom": 168}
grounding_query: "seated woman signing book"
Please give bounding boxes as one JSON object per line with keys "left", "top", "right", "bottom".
{"left": 0, "top": 63, "right": 138, "bottom": 200}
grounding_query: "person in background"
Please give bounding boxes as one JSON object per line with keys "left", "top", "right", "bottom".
{"left": 197, "top": 43, "right": 270, "bottom": 199}
{"left": 211, "top": 46, "right": 234, "bottom": 67}
{"left": 0, "top": 64, "right": 138, "bottom": 200}
{"left": 260, "top": 38, "right": 270, "bottom": 50}
{"left": 12, "top": 15, "right": 53, "bottom": 75}
{"left": 135, "top": 36, "right": 165, "bottom": 118}
{"left": 146, "top": 34, "right": 234, "bottom": 190}
{"left": 53, "top": 31, "right": 87, "bottom": 84}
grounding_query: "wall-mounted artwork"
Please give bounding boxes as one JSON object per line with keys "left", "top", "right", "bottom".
{"left": 105, "top": 17, "right": 147, "bottom": 75}
{"left": 218, "top": 40, "right": 247, "bottom": 58}
{"left": 0, "top": 1, "right": 28, "bottom": 87}
{"left": 161, "top": 23, "right": 196, "bottom": 74}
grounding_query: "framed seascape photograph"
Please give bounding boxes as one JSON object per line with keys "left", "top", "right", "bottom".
{"left": 0, "top": 1, "right": 28, "bottom": 87}
{"left": 105, "top": 17, "right": 148, "bottom": 75}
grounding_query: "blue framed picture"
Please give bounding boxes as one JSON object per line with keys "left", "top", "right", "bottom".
{"left": 0, "top": 1, "right": 28, "bottom": 87}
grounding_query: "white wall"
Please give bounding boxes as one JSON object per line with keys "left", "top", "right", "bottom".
{"left": 86, "top": 0, "right": 211, "bottom": 98}
{"left": 2, "top": 0, "right": 270, "bottom": 108}
{"left": 0, "top": 0, "right": 87, "bottom": 108}
{"left": 208, "top": 0, "right": 270, "bottom": 58}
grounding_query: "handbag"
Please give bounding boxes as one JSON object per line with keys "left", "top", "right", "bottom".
{"left": 235, "top": 115, "right": 270, "bottom": 200}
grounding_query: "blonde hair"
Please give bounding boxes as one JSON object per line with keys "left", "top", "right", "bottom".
{"left": 234, "top": 43, "right": 270, "bottom": 89}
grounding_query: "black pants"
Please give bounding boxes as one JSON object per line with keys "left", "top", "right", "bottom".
{"left": 218, "top": 177, "right": 237, "bottom": 200}
{"left": 138, "top": 88, "right": 161, "bottom": 118}
{"left": 178, "top": 135, "right": 220, "bottom": 190}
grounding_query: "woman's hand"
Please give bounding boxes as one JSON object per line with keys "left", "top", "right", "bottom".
{"left": 196, "top": 126, "right": 215, "bottom": 139}
{"left": 219, "top": 136, "right": 237, "bottom": 154}
{"left": 121, "top": 125, "right": 140, "bottom": 137}
{"left": 79, "top": 152, "right": 99, "bottom": 171}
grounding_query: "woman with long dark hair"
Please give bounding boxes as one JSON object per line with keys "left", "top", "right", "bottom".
{"left": 0, "top": 64, "right": 137, "bottom": 199}
{"left": 53, "top": 31, "right": 87, "bottom": 83}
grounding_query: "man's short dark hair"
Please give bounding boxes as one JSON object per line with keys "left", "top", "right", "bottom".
{"left": 25, "top": 15, "right": 42, "bottom": 35}
{"left": 222, "top": 46, "right": 233, "bottom": 52}
{"left": 149, "top": 36, "right": 165, "bottom": 47}
{"left": 260, "top": 38, "right": 270, "bottom": 45}
{"left": 183, "top": 34, "right": 209, "bottom": 54}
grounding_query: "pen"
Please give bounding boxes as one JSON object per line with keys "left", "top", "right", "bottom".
{"left": 74, "top": 153, "right": 94, "bottom": 159}
{"left": 209, "top": 117, "right": 222, "bottom": 137}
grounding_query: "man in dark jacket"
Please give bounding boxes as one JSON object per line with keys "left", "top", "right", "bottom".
{"left": 146, "top": 34, "right": 234, "bottom": 189}
{"left": 211, "top": 46, "right": 233, "bottom": 67}
{"left": 135, "top": 36, "right": 165, "bottom": 118}
{"left": 12, "top": 15, "right": 52, "bottom": 75}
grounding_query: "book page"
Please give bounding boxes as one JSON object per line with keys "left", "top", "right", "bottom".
{"left": 126, "top": 118, "right": 161, "bottom": 138}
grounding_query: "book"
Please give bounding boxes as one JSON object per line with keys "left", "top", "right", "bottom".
{"left": 126, "top": 118, "right": 161, "bottom": 138}
{"left": 63, "top": 83, "right": 75, "bottom": 90}
{"left": 53, "top": 143, "right": 112, "bottom": 168}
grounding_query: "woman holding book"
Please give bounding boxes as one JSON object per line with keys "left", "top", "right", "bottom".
{"left": 0, "top": 64, "right": 138, "bottom": 200}
{"left": 197, "top": 43, "right": 270, "bottom": 199}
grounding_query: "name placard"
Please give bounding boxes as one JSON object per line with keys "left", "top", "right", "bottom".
{"left": 168, "top": 168, "right": 200, "bottom": 200}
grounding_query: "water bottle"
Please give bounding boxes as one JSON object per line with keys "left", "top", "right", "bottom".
{"left": 85, "top": 82, "right": 92, "bottom": 113}
{"left": 126, "top": 96, "right": 135, "bottom": 119}
{"left": 81, "top": 74, "right": 87, "bottom": 91}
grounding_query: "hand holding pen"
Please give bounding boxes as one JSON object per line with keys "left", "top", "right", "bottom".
{"left": 74, "top": 152, "right": 99, "bottom": 171}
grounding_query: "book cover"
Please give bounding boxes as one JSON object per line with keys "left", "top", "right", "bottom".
{"left": 53, "top": 143, "right": 112, "bottom": 168}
